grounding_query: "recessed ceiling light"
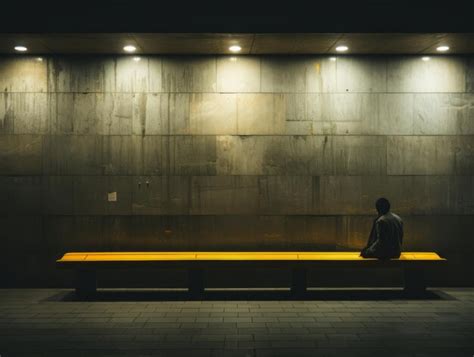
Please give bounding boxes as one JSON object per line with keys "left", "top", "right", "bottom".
{"left": 14, "top": 46, "right": 27, "bottom": 52}
{"left": 229, "top": 45, "right": 242, "bottom": 53}
{"left": 123, "top": 45, "right": 137, "bottom": 52}
{"left": 329, "top": 57, "right": 337, "bottom": 61}
{"left": 133, "top": 56, "right": 141, "bottom": 62}
{"left": 335, "top": 45, "right": 348, "bottom": 52}
{"left": 436, "top": 45, "right": 449, "bottom": 52}
{"left": 421, "top": 56, "right": 430, "bottom": 61}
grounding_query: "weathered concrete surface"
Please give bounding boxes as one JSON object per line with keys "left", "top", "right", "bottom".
{"left": 0, "top": 93, "right": 49, "bottom": 134}
{"left": 191, "top": 176, "right": 259, "bottom": 214}
{"left": 237, "top": 94, "right": 286, "bottom": 134}
{"left": 0, "top": 176, "right": 42, "bottom": 215}
{"left": 1, "top": 54, "right": 474, "bottom": 287}
{"left": 189, "top": 93, "right": 237, "bottom": 134}
{"left": 132, "top": 176, "right": 190, "bottom": 215}
{"left": 217, "top": 56, "right": 260, "bottom": 92}
{"left": 162, "top": 56, "right": 216, "bottom": 92}
{"left": 259, "top": 176, "right": 313, "bottom": 214}
{"left": 413, "top": 93, "right": 474, "bottom": 135}
{"left": 0, "top": 57, "right": 47, "bottom": 92}
{"left": 336, "top": 56, "right": 387, "bottom": 92}
{"left": 387, "top": 56, "right": 466, "bottom": 92}
{"left": 216, "top": 136, "right": 386, "bottom": 175}
{"left": 0, "top": 135, "right": 43, "bottom": 175}
{"left": 42, "top": 135, "right": 104, "bottom": 175}
{"left": 387, "top": 136, "right": 474, "bottom": 175}
{"left": 261, "top": 57, "right": 336, "bottom": 93}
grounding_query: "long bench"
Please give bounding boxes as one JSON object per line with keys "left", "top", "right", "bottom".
{"left": 56, "top": 251, "right": 446, "bottom": 298}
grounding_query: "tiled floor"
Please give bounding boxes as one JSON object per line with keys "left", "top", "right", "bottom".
{"left": 0, "top": 288, "right": 472, "bottom": 356}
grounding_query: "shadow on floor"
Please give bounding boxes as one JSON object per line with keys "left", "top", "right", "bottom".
{"left": 44, "top": 288, "right": 456, "bottom": 302}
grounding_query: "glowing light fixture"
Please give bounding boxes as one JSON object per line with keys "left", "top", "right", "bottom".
{"left": 123, "top": 45, "right": 137, "bottom": 52}
{"left": 421, "top": 56, "right": 430, "bottom": 61}
{"left": 229, "top": 45, "right": 242, "bottom": 52}
{"left": 436, "top": 45, "right": 449, "bottom": 52}
{"left": 335, "top": 45, "right": 348, "bottom": 52}
{"left": 14, "top": 46, "right": 27, "bottom": 52}
{"left": 329, "top": 57, "right": 337, "bottom": 61}
{"left": 133, "top": 56, "right": 141, "bottom": 62}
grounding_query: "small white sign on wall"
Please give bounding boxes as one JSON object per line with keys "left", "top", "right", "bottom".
{"left": 108, "top": 191, "right": 117, "bottom": 202}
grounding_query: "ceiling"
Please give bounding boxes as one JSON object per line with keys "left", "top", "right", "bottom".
{"left": 0, "top": 33, "right": 473, "bottom": 55}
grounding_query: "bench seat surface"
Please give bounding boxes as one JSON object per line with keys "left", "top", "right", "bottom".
{"left": 57, "top": 252, "right": 445, "bottom": 263}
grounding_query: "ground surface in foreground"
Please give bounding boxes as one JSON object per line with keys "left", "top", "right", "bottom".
{"left": 0, "top": 288, "right": 472, "bottom": 356}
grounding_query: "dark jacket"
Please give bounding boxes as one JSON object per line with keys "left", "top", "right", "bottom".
{"left": 361, "top": 212, "right": 403, "bottom": 259}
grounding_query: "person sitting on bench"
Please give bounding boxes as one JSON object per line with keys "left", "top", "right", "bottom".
{"left": 360, "top": 197, "right": 403, "bottom": 259}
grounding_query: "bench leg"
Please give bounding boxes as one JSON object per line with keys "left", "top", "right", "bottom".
{"left": 188, "top": 269, "right": 204, "bottom": 298}
{"left": 76, "top": 270, "right": 97, "bottom": 299}
{"left": 291, "top": 267, "right": 307, "bottom": 296}
{"left": 404, "top": 266, "right": 426, "bottom": 295}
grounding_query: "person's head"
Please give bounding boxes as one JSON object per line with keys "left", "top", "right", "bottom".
{"left": 375, "top": 197, "right": 390, "bottom": 215}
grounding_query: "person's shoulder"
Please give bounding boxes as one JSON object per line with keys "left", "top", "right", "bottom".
{"left": 391, "top": 212, "right": 402, "bottom": 221}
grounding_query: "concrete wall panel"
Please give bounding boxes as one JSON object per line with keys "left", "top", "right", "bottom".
{"left": 189, "top": 93, "right": 237, "bottom": 134}
{"left": 0, "top": 93, "right": 49, "bottom": 134}
{"left": 43, "top": 135, "right": 104, "bottom": 175}
{"left": 48, "top": 56, "right": 115, "bottom": 93}
{"left": 0, "top": 57, "right": 47, "bottom": 93}
{"left": 0, "top": 135, "right": 43, "bottom": 175}
{"left": 132, "top": 176, "right": 190, "bottom": 215}
{"left": 106, "top": 176, "right": 133, "bottom": 215}
{"left": 237, "top": 94, "right": 286, "bottom": 134}
{"left": 258, "top": 176, "right": 313, "bottom": 214}
{"left": 0, "top": 176, "right": 42, "bottom": 215}
{"left": 102, "top": 136, "right": 142, "bottom": 175}
{"left": 217, "top": 56, "right": 260, "bottom": 92}
{"left": 261, "top": 57, "right": 336, "bottom": 93}
{"left": 413, "top": 93, "right": 474, "bottom": 135}
{"left": 336, "top": 57, "right": 387, "bottom": 92}
{"left": 191, "top": 176, "right": 259, "bottom": 214}
{"left": 162, "top": 56, "right": 216, "bottom": 92}
{"left": 387, "top": 56, "right": 466, "bottom": 93}
{"left": 168, "top": 136, "right": 217, "bottom": 175}
{"left": 73, "top": 176, "right": 107, "bottom": 215}
{"left": 387, "top": 136, "right": 474, "bottom": 175}
{"left": 41, "top": 176, "right": 74, "bottom": 215}
{"left": 132, "top": 93, "right": 168, "bottom": 135}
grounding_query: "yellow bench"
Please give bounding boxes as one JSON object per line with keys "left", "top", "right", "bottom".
{"left": 56, "top": 251, "right": 446, "bottom": 298}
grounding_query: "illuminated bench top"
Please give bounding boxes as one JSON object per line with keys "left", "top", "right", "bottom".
{"left": 57, "top": 251, "right": 446, "bottom": 263}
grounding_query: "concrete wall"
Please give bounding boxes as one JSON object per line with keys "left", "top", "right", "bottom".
{"left": 1, "top": 55, "right": 473, "bottom": 287}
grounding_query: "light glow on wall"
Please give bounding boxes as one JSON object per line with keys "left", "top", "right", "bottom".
{"left": 133, "top": 56, "right": 141, "bottom": 62}
{"left": 421, "top": 56, "right": 430, "bottom": 61}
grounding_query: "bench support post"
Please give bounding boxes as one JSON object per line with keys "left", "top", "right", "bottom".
{"left": 291, "top": 267, "right": 307, "bottom": 296}
{"left": 188, "top": 269, "right": 204, "bottom": 298}
{"left": 76, "top": 269, "right": 97, "bottom": 299}
{"left": 404, "top": 266, "right": 426, "bottom": 295}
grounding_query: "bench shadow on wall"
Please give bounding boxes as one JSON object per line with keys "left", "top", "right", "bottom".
{"left": 44, "top": 288, "right": 456, "bottom": 302}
